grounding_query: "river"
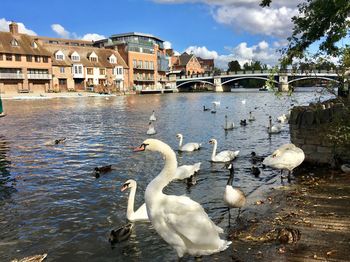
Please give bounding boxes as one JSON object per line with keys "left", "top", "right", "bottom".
{"left": 0, "top": 89, "right": 334, "bottom": 261}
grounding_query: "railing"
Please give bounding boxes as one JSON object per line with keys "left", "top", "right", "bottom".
{"left": 114, "top": 74, "right": 124, "bottom": 80}
{"left": 0, "top": 73, "right": 24, "bottom": 79}
{"left": 27, "top": 73, "right": 52, "bottom": 80}
{"left": 133, "top": 66, "right": 154, "bottom": 71}
{"left": 133, "top": 77, "right": 155, "bottom": 82}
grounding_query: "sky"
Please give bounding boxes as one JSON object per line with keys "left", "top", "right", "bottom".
{"left": 0, "top": 0, "right": 304, "bottom": 69}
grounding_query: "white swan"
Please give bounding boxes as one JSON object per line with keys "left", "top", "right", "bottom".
{"left": 174, "top": 162, "right": 201, "bottom": 180}
{"left": 149, "top": 110, "right": 156, "bottom": 121}
{"left": 147, "top": 122, "right": 156, "bottom": 135}
{"left": 134, "top": 139, "right": 231, "bottom": 258}
{"left": 267, "top": 116, "right": 282, "bottom": 134}
{"left": 277, "top": 114, "right": 287, "bottom": 123}
{"left": 248, "top": 111, "right": 256, "bottom": 121}
{"left": 262, "top": 143, "right": 305, "bottom": 182}
{"left": 341, "top": 164, "right": 350, "bottom": 173}
{"left": 176, "top": 133, "right": 201, "bottom": 152}
{"left": 223, "top": 115, "right": 234, "bottom": 130}
{"left": 241, "top": 99, "right": 246, "bottom": 105}
{"left": 224, "top": 163, "right": 246, "bottom": 226}
{"left": 209, "top": 138, "right": 239, "bottom": 162}
{"left": 121, "top": 179, "right": 149, "bottom": 222}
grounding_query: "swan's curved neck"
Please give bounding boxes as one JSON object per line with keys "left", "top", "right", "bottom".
{"left": 178, "top": 136, "right": 183, "bottom": 148}
{"left": 146, "top": 147, "right": 177, "bottom": 200}
{"left": 211, "top": 142, "right": 217, "bottom": 160}
{"left": 126, "top": 185, "right": 136, "bottom": 220}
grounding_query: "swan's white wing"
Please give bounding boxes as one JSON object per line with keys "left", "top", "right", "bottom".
{"left": 174, "top": 163, "right": 201, "bottom": 180}
{"left": 130, "top": 203, "right": 149, "bottom": 222}
{"left": 263, "top": 149, "right": 304, "bottom": 170}
{"left": 181, "top": 143, "right": 200, "bottom": 151}
{"left": 215, "top": 150, "right": 239, "bottom": 161}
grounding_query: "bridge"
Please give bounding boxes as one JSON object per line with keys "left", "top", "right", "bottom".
{"left": 175, "top": 69, "right": 340, "bottom": 92}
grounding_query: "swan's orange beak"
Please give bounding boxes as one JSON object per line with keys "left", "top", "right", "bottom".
{"left": 121, "top": 185, "right": 127, "bottom": 192}
{"left": 133, "top": 146, "right": 145, "bottom": 152}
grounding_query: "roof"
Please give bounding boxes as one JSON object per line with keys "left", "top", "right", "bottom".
{"left": 42, "top": 44, "right": 128, "bottom": 68}
{"left": 178, "top": 52, "right": 194, "bottom": 66}
{"left": 110, "top": 32, "right": 164, "bottom": 43}
{"left": 35, "top": 36, "right": 94, "bottom": 46}
{"left": 0, "top": 31, "right": 51, "bottom": 56}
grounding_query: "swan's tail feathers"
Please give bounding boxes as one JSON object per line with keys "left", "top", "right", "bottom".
{"left": 198, "top": 143, "right": 202, "bottom": 149}
{"left": 219, "top": 240, "right": 232, "bottom": 252}
{"left": 214, "top": 224, "right": 224, "bottom": 234}
{"left": 193, "top": 162, "right": 201, "bottom": 173}
{"left": 234, "top": 150, "right": 240, "bottom": 157}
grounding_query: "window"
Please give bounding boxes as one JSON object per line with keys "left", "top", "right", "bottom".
{"left": 32, "top": 42, "right": 38, "bottom": 48}
{"left": 60, "top": 67, "right": 65, "bottom": 73}
{"left": 11, "top": 39, "right": 19, "bottom": 46}
{"left": 0, "top": 54, "right": 3, "bottom": 61}
{"left": 145, "top": 61, "right": 149, "bottom": 69}
{"left": 15, "top": 54, "right": 21, "bottom": 61}
{"left": 99, "top": 69, "right": 105, "bottom": 75}
{"left": 118, "top": 68, "right": 123, "bottom": 75}
{"left": 150, "top": 61, "right": 154, "bottom": 69}
{"left": 90, "top": 57, "right": 97, "bottom": 62}
{"left": 87, "top": 68, "right": 93, "bottom": 75}
{"left": 26, "top": 55, "right": 32, "bottom": 62}
{"left": 133, "top": 59, "right": 137, "bottom": 68}
{"left": 43, "top": 57, "right": 48, "bottom": 63}
{"left": 6, "top": 54, "right": 12, "bottom": 61}
{"left": 34, "top": 56, "right": 41, "bottom": 62}
{"left": 109, "top": 56, "right": 116, "bottom": 63}
{"left": 71, "top": 55, "right": 80, "bottom": 61}
{"left": 138, "top": 60, "right": 143, "bottom": 68}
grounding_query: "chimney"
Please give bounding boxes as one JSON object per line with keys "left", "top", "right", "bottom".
{"left": 9, "top": 22, "right": 19, "bottom": 35}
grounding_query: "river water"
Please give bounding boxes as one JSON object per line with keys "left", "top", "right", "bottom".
{"left": 0, "top": 89, "right": 334, "bottom": 261}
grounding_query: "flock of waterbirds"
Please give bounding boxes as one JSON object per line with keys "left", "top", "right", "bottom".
{"left": 109, "top": 100, "right": 307, "bottom": 260}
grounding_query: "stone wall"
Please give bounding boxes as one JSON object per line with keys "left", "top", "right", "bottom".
{"left": 290, "top": 99, "right": 350, "bottom": 165}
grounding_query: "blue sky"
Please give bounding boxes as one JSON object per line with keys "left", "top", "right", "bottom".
{"left": 0, "top": 0, "right": 303, "bottom": 68}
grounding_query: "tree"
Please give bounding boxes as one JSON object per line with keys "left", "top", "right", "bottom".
{"left": 261, "top": 0, "right": 350, "bottom": 64}
{"left": 227, "top": 60, "right": 241, "bottom": 72}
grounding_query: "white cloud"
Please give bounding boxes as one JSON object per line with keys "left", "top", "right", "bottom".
{"left": 82, "top": 33, "right": 106, "bottom": 41}
{"left": 51, "top": 24, "right": 70, "bottom": 38}
{"left": 0, "top": 18, "right": 37, "bottom": 35}
{"left": 51, "top": 23, "right": 105, "bottom": 42}
{"left": 163, "top": 41, "right": 172, "bottom": 49}
{"left": 185, "top": 46, "right": 218, "bottom": 59}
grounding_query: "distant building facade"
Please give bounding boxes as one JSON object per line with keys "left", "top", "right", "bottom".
{"left": 94, "top": 32, "right": 169, "bottom": 91}
{"left": 197, "top": 57, "right": 214, "bottom": 73}
{"left": 170, "top": 52, "right": 205, "bottom": 76}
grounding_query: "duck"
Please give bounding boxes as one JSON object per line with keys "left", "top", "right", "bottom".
{"left": 240, "top": 119, "right": 247, "bottom": 126}
{"left": 146, "top": 122, "right": 157, "bottom": 135}
{"left": 94, "top": 165, "right": 112, "bottom": 178}
{"left": 262, "top": 143, "right": 305, "bottom": 183}
{"left": 224, "top": 163, "right": 246, "bottom": 226}
{"left": 109, "top": 223, "right": 134, "bottom": 244}
{"left": 250, "top": 151, "right": 264, "bottom": 164}
{"left": 251, "top": 166, "right": 261, "bottom": 177}
{"left": 267, "top": 116, "right": 282, "bottom": 134}
{"left": 54, "top": 137, "right": 66, "bottom": 145}
{"left": 223, "top": 115, "right": 234, "bottom": 130}
{"left": 248, "top": 111, "right": 256, "bottom": 121}
{"left": 149, "top": 110, "right": 156, "bottom": 121}
{"left": 121, "top": 179, "right": 149, "bottom": 222}
{"left": 341, "top": 164, "right": 350, "bottom": 173}
{"left": 209, "top": 138, "right": 239, "bottom": 162}
{"left": 10, "top": 253, "right": 48, "bottom": 262}
{"left": 174, "top": 162, "right": 201, "bottom": 180}
{"left": 133, "top": 139, "right": 231, "bottom": 258}
{"left": 176, "top": 133, "right": 201, "bottom": 152}
{"left": 203, "top": 105, "right": 210, "bottom": 111}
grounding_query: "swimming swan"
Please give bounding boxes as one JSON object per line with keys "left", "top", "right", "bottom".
{"left": 209, "top": 138, "right": 239, "bottom": 162}
{"left": 134, "top": 139, "right": 231, "bottom": 258}
{"left": 223, "top": 115, "right": 234, "bottom": 130}
{"left": 176, "top": 133, "right": 201, "bottom": 152}
{"left": 262, "top": 143, "right": 305, "bottom": 182}
{"left": 121, "top": 179, "right": 149, "bottom": 222}
{"left": 149, "top": 110, "right": 156, "bottom": 121}
{"left": 147, "top": 122, "right": 157, "bottom": 135}
{"left": 174, "top": 162, "right": 201, "bottom": 180}
{"left": 267, "top": 116, "right": 282, "bottom": 134}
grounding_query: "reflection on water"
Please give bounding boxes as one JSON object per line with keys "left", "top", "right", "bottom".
{"left": 0, "top": 91, "right": 334, "bottom": 261}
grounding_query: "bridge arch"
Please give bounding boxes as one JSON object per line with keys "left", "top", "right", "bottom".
{"left": 176, "top": 80, "right": 215, "bottom": 88}
{"left": 288, "top": 76, "right": 340, "bottom": 84}
{"left": 221, "top": 76, "right": 278, "bottom": 86}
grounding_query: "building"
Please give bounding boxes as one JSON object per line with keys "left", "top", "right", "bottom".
{"left": 94, "top": 32, "right": 169, "bottom": 91}
{"left": 0, "top": 22, "right": 52, "bottom": 93}
{"left": 170, "top": 52, "right": 204, "bottom": 76}
{"left": 197, "top": 57, "right": 214, "bottom": 74}
{"left": 37, "top": 37, "right": 128, "bottom": 93}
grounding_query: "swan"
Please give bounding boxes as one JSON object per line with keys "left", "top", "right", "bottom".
{"left": 121, "top": 179, "right": 149, "bottom": 222}
{"left": 341, "top": 164, "right": 350, "bottom": 173}
{"left": 209, "top": 138, "right": 239, "bottom": 162}
{"left": 241, "top": 99, "right": 246, "bottom": 105}
{"left": 11, "top": 254, "right": 48, "bottom": 262}
{"left": 174, "top": 162, "right": 201, "bottom": 180}
{"left": 211, "top": 101, "right": 220, "bottom": 113}
{"left": 147, "top": 122, "right": 157, "bottom": 135}
{"left": 224, "top": 163, "right": 246, "bottom": 226}
{"left": 176, "top": 133, "right": 201, "bottom": 152}
{"left": 109, "top": 223, "right": 134, "bottom": 244}
{"left": 267, "top": 116, "right": 282, "bottom": 134}
{"left": 134, "top": 139, "right": 231, "bottom": 258}
{"left": 223, "top": 115, "right": 234, "bottom": 130}
{"left": 277, "top": 114, "right": 287, "bottom": 123}
{"left": 248, "top": 111, "right": 256, "bottom": 121}
{"left": 149, "top": 110, "right": 156, "bottom": 121}
{"left": 262, "top": 143, "right": 305, "bottom": 182}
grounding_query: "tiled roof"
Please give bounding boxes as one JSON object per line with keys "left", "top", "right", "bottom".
{"left": 178, "top": 52, "right": 194, "bottom": 66}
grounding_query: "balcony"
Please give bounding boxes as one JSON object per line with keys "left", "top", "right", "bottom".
{"left": 27, "top": 73, "right": 52, "bottom": 80}
{"left": 0, "top": 72, "right": 24, "bottom": 79}
{"left": 134, "top": 76, "right": 154, "bottom": 82}
{"left": 114, "top": 74, "right": 124, "bottom": 81}
{"left": 133, "top": 65, "right": 154, "bottom": 71}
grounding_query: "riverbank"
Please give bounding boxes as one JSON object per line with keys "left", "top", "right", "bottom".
{"left": 228, "top": 168, "right": 350, "bottom": 262}
{"left": 0, "top": 91, "right": 135, "bottom": 100}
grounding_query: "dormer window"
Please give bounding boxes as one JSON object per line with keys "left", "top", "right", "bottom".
{"left": 71, "top": 51, "right": 80, "bottom": 62}
{"left": 88, "top": 51, "right": 98, "bottom": 62}
{"left": 32, "top": 41, "right": 38, "bottom": 48}
{"left": 11, "top": 39, "right": 19, "bottom": 46}
{"left": 109, "top": 54, "right": 117, "bottom": 64}
{"left": 55, "top": 50, "right": 65, "bottom": 61}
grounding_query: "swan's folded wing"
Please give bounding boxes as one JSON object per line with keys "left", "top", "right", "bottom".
{"left": 164, "top": 195, "right": 223, "bottom": 245}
